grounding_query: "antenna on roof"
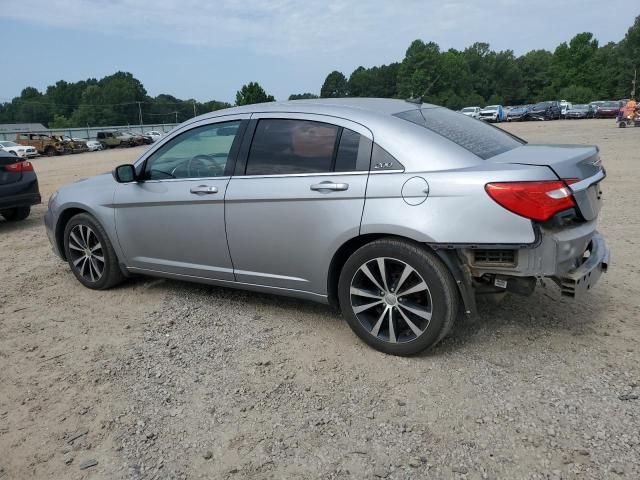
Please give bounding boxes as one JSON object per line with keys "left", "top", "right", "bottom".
{"left": 405, "top": 97, "right": 423, "bottom": 105}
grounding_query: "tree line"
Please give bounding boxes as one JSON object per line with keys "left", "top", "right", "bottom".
{"left": 1, "top": 15, "right": 638, "bottom": 128}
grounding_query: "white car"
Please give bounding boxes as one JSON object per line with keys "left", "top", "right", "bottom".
{"left": 86, "top": 140, "right": 103, "bottom": 151}
{"left": 0, "top": 140, "right": 38, "bottom": 158}
{"left": 145, "top": 131, "right": 164, "bottom": 142}
{"left": 560, "top": 102, "right": 572, "bottom": 118}
{"left": 460, "top": 106, "right": 481, "bottom": 119}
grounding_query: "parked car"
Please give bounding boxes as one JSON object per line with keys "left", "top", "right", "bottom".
{"left": 96, "top": 131, "right": 135, "bottom": 149}
{"left": 15, "top": 133, "right": 65, "bottom": 156}
{"left": 86, "top": 140, "right": 104, "bottom": 151}
{"left": 526, "top": 101, "right": 561, "bottom": 120}
{"left": 45, "top": 99, "right": 609, "bottom": 356}
{"left": 145, "top": 131, "right": 164, "bottom": 142}
{"left": 0, "top": 140, "right": 38, "bottom": 158}
{"left": 460, "top": 106, "right": 481, "bottom": 119}
{"left": 0, "top": 150, "right": 41, "bottom": 221}
{"left": 56, "top": 135, "right": 88, "bottom": 153}
{"left": 594, "top": 101, "right": 620, "bottom": 118}
{"left": 589, "top": 101, "right": 606, "bottom": 112}
{"left": 560, "top": 102, "right": 572, "bottom": 118}
{"left": 124, "top": 131, "right": 153, "bottom": 145}
{"left": 507, "top": 105, "right": 530, "bottom": 121}
{"left": 565, "top": 104, "right": 595, "bottom": 119}
{"left": 479, "top": 105, "right": 506, "bottom": 122}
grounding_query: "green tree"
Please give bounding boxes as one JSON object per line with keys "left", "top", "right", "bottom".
{"left": 235, "top": 82, "right": 275, "bottom": 106}
{"left": 288, "top": 93, "right": 319, "bottom": 100}
{"left": 320, "top": 71, "right": 348, "bottom": 98}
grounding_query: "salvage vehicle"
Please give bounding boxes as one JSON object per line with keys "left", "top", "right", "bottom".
{"left": 45, "top": 99, "right": 609, "bottom": 356}
{"left": 15, "top": 133, "right": 65, "bottom": 156}
{"left": 86, "top": 140, "right": 104, "bottom": 151}
{"left": 0, "top": 150, "right": 41, "bottom": 221}
{"left": 479, "top": 105, "right": 506, "bottom": 122}
{"left": 594, "top": 101, "right": 621, "bottom": 119}
{"left": 145, "top": 130, "right": 164, "bottom": 142}
{"left": 565, "top": 104, "right": 595, "bottom": 119}
{"left": 0, "top": 140, "right": 38, "bottom": 158}
{"left": 507, "top": 105, "right": 530, "bottom": 121}
{"left": 526, "top": 101, "right": 561, "bottom": 120}
{"left": 96, "top": 131, "right": 135, "bottom": 149}
{"left": 461, "top": 106, "right": 481, "bottom": 119}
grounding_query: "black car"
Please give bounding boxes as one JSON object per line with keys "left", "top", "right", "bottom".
{"left": 525, "top": 100, "right": 561, "bottom": 120}
{"left": 0, "top": 151, "right": 41, "bottom": 221}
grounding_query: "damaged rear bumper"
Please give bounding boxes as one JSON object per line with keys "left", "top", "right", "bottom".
{"left": 556, "top": 233, "right": 609, "bottom": 298}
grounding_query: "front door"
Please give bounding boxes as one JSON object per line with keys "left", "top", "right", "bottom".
{"left": 113, "top": 117, "right": 246, "bottom": 280}
{"left": 225, "top": 114, "right": 373, "bottom": 295}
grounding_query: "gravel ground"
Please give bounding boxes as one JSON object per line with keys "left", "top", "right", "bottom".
{"left": 0, "top": 119, "right": 638, "bottom": 479}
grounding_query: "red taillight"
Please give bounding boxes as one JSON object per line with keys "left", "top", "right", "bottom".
{"left": 485, "top": 180, "right": 576, "bottom": 222}
{"left": 3, "top": 161, "right": 34, "bottom": 172}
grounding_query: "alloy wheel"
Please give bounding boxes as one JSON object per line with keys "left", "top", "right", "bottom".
{"left": 68, "top": 224, "right": 105, "bottom": 282}
{"left": 350, "top": 257, "right": 433, "bottom": 344}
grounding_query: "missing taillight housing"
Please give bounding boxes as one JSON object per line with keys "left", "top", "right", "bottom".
{"left": 3, "top": 161, "right": 34, "bottom": 173}
{"left": 485, "top": 180, "right": 577, "bottom": 222}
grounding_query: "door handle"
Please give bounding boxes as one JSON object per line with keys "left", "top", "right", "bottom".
{"left": 190, "top": 185, "right": 218, "bottom": 195}
{"left": 310, "top": 182, "right": 349, "bottom": 192}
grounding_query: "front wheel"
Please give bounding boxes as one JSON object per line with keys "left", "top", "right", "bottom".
{"left": 338, "top": 238, "right": 459, "bottom": 356}
{"left": 63, "top": 213, "right": 125, "bottom": 290}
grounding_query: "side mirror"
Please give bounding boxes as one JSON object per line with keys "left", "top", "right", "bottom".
{"left": 112, "top": 164, "right": 137, "bottom": 183}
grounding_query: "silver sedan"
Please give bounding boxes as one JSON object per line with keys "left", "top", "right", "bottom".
{"left": 45, "top": 99, "right": 609, "bottom": 356}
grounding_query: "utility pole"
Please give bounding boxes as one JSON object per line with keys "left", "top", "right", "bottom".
{"left": 193, "top": 100, "right": 197, "bottom": 118}
{"left": 174, "top": 111, "right": 178, "bottom": 124}
{"left": 632, "top": 68, "right": 637, "bottom": 99}
{"left": 136, "top": 101, "right": 143, "bottom": 125}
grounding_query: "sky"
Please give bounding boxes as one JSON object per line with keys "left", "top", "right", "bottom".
{"left": 0, "top": 0, "right": 637, "bottom": 103}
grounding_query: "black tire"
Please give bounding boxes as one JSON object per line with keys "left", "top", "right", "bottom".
{"left": 63, "top": 213, "right": 125, "bottom": 290}
{"left": 1, "top": 206, "right": 30, "bottom": 221}
{"left": 338, "top": 238, "right": 459, "bottom": 356}
{"left": 45, "top": 147, "right": 56, "bottom": 157}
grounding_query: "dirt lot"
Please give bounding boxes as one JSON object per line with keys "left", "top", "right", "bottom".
{"left": 1, "top": 119, "right": 639, "bottom": 480}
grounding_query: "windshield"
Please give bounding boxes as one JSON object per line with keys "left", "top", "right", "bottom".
{"left": 0, "top": 141, "right": 18, "bottom": 147}
{"left": 602, "top": 101, "right": 619, "bottom": 107}
{"left": 395, "top": 108, "right": 524, "bottom": 160}
{"left": 533, "top": 102, "right": 551, "bottom": 109}
{"left": 462, "top": 108, "right": 475, "bottom": 112}
{"left": 483, "top": 105, "right": 498, "bottom": 110}
{"left": 572, "top": 104, "right": 588, "bottom": 109}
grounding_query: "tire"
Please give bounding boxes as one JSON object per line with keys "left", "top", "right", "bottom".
{"left": 63, "top": 213, "right": 125, "bottom": 290}
{"left": 45, "top": 146, "right": 56, "bottom": 157}
{"left": 338, "top": 238, "right": 459, "bottom": 356}
{"left": 2, "top": 206, "right": 30, "bottom": 221}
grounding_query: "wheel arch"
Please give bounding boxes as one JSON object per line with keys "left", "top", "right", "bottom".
{"left": 55, "top": 207, "right": 89, "bottom": 260}
{"left": 326, "top": 233, "right": 475, "bottom": 316}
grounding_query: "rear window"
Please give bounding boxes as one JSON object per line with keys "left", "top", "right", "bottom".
{"left": 394, "top": 108, "right": 524, "bottom": 160}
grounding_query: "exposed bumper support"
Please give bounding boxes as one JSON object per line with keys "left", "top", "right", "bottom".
{"left": 557, "top": 233, "right": 609, "bottom": 298}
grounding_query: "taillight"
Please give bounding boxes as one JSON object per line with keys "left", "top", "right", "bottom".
{"left": 485, "top": 180, "right": 577, "bottom": 222}
{"left": 3, "top": 161, "right": 34, "bottom": 172}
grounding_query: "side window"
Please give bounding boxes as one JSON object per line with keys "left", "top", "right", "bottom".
{"left": 245, "top": 119, "right": 372, "bottom": 175}
{"left": 144, "top": 121, "right": 241, "bottom": 180}
{"left": 246, "top": 119, "right": 338, "bottom": 175}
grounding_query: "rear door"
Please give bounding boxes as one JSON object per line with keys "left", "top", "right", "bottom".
{"left": 225, "top": 114, "right": 373, "bottom": 295}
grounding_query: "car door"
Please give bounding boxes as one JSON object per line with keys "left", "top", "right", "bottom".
{"left": 113, "top": 116, "right": 248, "bottom": 280}
{"left": 225, "top": 113, "right": 373, "bottom": 295}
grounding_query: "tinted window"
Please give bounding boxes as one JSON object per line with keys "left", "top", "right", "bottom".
{"left": 334, "top": 128, "right": 360, "bottom": 172}
{"left": 144, "top": 121, "right": 241, "bottom": 180}
{"left": 395, "top": 108, "right": 524, "bottom": 160}
{"left": 246, "top": 119, "right": 339, "bottom": 175}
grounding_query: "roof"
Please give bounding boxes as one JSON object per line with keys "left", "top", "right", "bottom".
{"left": 198, "top": 98, "right": 435, "bottom": 124}
{"left": 0, "top": 123, "right": 47, "bottom": 133}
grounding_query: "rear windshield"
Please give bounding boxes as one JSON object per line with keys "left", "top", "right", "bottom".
{"left": 394, "top": 108, "right": 525, "bottom": 160}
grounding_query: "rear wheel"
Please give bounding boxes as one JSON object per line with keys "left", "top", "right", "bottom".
{"left": 45, "top": 146, "right": 56, "bottom": 157}
{"left": 63, "top": 213, "right": 125, "bottom": 290}
{"left": 338, "top": 238, "right": 459, "bottom": 356}
{"left": 1, "top": 206, "right": 30, "bottom": 221}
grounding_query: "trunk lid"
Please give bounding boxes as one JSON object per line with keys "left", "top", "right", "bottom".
{"left": 489, "top": 144, "right": 604, "bottom": 221}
